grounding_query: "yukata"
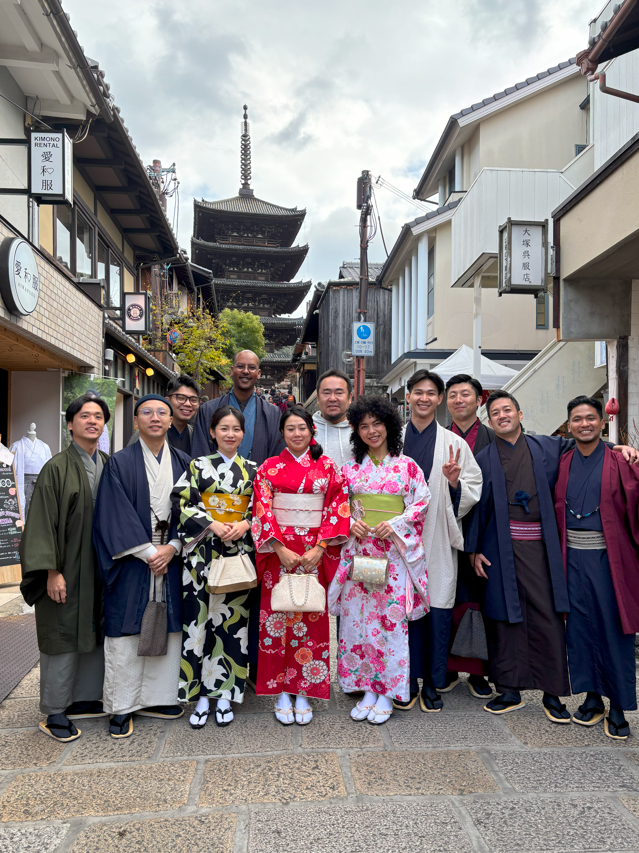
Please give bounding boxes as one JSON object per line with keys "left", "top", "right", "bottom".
{"left": 555, "top": 443, "right": 639, "bottom": 710}
{"left": 328, "top": 453, "right": 430, "bottom": 702}
{"left": 251, "top": 448, "right": 350, "bottom": 700}
{"left": 172, "top": 453, "right": 257, "bottom": 705}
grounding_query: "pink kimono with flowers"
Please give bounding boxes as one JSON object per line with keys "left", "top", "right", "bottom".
{"left": 251, "top": 448, "right": 350, "bottom": 700}
{"left": 328, "top": 453, "right": 430, "bottom": 702}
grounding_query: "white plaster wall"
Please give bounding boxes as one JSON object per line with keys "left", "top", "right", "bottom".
{"left": 593, "top": 50, "right": 639, "bottom": 168}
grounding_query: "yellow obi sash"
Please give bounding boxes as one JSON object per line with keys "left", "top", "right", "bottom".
{"left": 201, "top": 492, "right": 249, "bottom": 523}
{"left": 350, "top": 493, "right": 404, "bottom": 525}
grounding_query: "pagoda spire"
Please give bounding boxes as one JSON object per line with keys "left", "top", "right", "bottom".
{"left": 239, "top": 104, "right": 254, "bottom": 197}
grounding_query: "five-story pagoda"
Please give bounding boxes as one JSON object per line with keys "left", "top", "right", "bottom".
{"left": 192, "top": 106, "right": 310, "bottom": 381}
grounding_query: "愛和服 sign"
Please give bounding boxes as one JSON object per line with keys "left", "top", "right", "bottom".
{"left": 29, "top": 131, "right": 73, "bottom": 204}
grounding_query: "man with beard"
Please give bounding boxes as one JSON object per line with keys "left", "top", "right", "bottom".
{"left": 554, "top": 396, "right": 639, "bottom": 739}
{"left": 312, "top": 369, "right": 354, "bottom": 468}
{"left": 444, "top": 374, "right": 494, "bottom": 699}
{"left": 466, "top": 390, "right": 639, "bottom": 721}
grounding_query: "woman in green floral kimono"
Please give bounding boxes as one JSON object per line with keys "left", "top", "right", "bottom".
{"left": 171, "top": 405, "right": 257, "bottom": 728}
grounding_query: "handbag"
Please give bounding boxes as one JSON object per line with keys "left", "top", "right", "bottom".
{"left": 271, "top": 572, "right": 326, "bottom": 613}
{"left": 206, "top": 552, "right": 257, "bottom": 594}
{"left": 450, "top": 606, "right": 488, "bottom": 660}
{"left": 351, "top": 539, "right": 389, "bottom": 586}
{"left": 137, "top": 575, "right": 168, "bottom": 657}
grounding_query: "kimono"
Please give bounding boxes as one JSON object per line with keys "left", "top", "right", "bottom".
{"left": 172, "top": 453, "right": 257, "bottom": 704}
{"left": 555, "top": 443, "right": 639, "bottom": 710}
{"left": 328, "top": 454, "right": 430, "bottom": 702}
{"left": 465, "top": 434, "right": 570, "bottom": 695}
{"left": 402, "top": 419, "right": 482, "bottom": 690}
{"left": 251, "top": 448, "right": 350, "bottom": 700}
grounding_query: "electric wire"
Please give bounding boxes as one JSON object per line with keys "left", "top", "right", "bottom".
{"left": 0, "top": 91, "right": 53, "bottom": 130}
{"left": 374, "top": 174, "right": 438, "bottom": 211}
{"left": 371, "top": 187, "right": 389, "bottom": 258}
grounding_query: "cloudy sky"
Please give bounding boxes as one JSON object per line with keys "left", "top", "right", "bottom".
{"left": 65, "top": 0, "right": 599, "bottom": 310}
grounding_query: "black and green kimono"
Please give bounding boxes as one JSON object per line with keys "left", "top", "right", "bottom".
{"left": 171, "top": 453, "right": 257, "bottom": 704}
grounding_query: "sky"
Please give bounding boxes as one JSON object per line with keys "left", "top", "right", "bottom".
{"left": 64, "top": 0, "right": 600, "bottom": 313}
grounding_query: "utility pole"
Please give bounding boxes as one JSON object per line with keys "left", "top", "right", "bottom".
{"left": 354, "top": 169, "right": 372, "bottom": 399}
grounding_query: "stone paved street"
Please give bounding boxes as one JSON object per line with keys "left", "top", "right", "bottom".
{"left": 2, "top": 616, "right": 639, "bottom": 852}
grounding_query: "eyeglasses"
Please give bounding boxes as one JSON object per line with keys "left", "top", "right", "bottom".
{"left": 138, "top": 408, "right": 171, "bottom": 418}
{"left": 234, "top": 364, "right": 259, "bottom": 372}
{"left": 168, "top": 393, "right": 200, "bottom": 406}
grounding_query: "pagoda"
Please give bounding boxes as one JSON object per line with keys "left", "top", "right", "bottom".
{"left": 192, "top": 106, "right": 310, "bottom": 381}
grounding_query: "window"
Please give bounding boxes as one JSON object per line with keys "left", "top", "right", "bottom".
{"left": 98, "top": 238, "right": 108, "bottom": 282}
{"left": 536, "top": 291, "right": 549, "bottom": 329}
{"left": 427, "top": 246, "right": 435, "bottom": 318}
{"left": 56, "top": 206, "right": 72, "bottom": 270}
{"left": 447, "top": 165, "right": 455, "bottom": 199}
{"left": 75, "top": 211, "right": 94, "bottom": 279}
{"left": 109, "top": 258, "right": 122, "bottom": 309}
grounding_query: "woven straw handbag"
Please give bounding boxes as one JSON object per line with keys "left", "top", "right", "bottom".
{"left": 206, "top": 553, "right": 256, "bottom": 594}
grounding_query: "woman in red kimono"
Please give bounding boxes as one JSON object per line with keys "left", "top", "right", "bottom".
{"left": 251, "top": 407, "right": 350, "bottom": 725}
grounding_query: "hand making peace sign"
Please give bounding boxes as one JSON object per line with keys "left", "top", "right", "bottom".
{"left": 442, "top": 443, "right": 461, "bottom": 490}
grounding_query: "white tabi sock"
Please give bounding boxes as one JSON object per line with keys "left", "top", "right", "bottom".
{"left": 190, "top": 696, "right": 209, "bottom": 726}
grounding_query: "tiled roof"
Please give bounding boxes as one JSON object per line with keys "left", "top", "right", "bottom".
{"left": 195, "top": 196, "right": 305, "bottom": 217}
{"left": 104, "top": 319, "right": 177, "bottom": 379}
{"left": 338, "top": 262, "right": 385, "bottom": 282}
{"left": 261, "top": 346, "right": 295, "bottom": 362}
{"left": 192, "top": 238, "right": 308, "bottom": 256}
{"left": 452, "top": 59, "right": 577, "bottom": 119}
{"left": 211, "top": 278, "right": 311, "bottom": 291}
{"left": 260, "top": 316, "right": 304, "bottom": 327}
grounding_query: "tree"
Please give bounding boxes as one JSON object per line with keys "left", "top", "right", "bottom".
{"left": 167, "top": 308, "right": 231, "bottom": 385}
{"left": 220, "top": 308, "right": 266, "bottom": 361}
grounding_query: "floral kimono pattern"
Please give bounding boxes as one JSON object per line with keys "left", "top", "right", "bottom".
{"left": 251, "top": 447, "right": 350, "bottom": 700}
{"left": 171, "top": 453, "right": 257, "bottom": 704}
{"left": 328, "top": 454, "right": 430, "bottom": 702}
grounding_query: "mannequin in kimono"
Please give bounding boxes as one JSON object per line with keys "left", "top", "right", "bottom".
{"left": 11, "top": 424, "right": 51, "bottom": 519}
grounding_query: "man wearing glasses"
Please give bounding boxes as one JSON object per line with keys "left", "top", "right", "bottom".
{"left": 128, "top": 375, "right": 201, "bottom": 455}
{"left": 94, "top": 395, "right": 191, "bottom": 739}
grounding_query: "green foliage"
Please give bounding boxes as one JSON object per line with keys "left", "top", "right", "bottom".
{"left": 219, "top": 308, "right": 266, "bottom": 361}
{"left": 167, "top": 307, "right": 231, "bottom": 385}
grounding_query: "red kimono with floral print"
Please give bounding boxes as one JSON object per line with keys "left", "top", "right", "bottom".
{"left": 251, "top": 447, "right": 350, "bottom": 699}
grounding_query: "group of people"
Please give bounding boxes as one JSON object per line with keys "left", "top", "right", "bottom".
{"left": 20, "top": 348, "right": 639, "bottom": 744}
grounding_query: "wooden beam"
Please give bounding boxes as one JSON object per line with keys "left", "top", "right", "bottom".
{"left": 0, "top": 45, "right": 58, "bottom": 70}
{"left": 0, "top": 0, "right": 41, "bottom": 53}
{"left": 123, "top": 228, "right": 160, "bottom": 235}
{"left": 77, "top": 158, "right": 127, "bottom": 168}
{"left": 46, "top": 70, "right": 73, "bottom": 106}
{"left": 108, "top": 208, "right": 152, "bottom": 216}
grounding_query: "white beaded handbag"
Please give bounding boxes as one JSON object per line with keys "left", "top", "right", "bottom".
{"left": 271, "top": 572, "right": 326, "bottom": 613}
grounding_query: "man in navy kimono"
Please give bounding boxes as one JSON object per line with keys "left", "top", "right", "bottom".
{"left": 466, "top": 390, "right": 638, "bottom": 721}
{"left": 94, "top": 395, "right": 191, "bottom": 739}
{"left": 554, "top": 396, "right": 639, "bottom": 740}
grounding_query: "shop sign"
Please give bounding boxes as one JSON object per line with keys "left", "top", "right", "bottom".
{"left": 123, "top": 291, "right": 150, "bottom": 335}
{"left": 29, "top": 131, "right": 73, "bottom": 204}
{"left": 0, "top": 237, "right": 40, "bottom": 316}
{"left": 498, "top": 219, "right": 548, "bottom": 295}
{"left": 352, "top": 321, "right": 375, "bottom": 356}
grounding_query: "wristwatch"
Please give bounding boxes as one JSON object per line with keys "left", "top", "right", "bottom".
{"left": 317, "top": 540, "right": 328, "bottom": 550}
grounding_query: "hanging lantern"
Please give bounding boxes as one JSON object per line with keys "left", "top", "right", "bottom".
{"left": 605, "top": 398, "right": 619, "bottom": 422}
{"left": 167, "top": 329, "right": 183, "bottom": 346}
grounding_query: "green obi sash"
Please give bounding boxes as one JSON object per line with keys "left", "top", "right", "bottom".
{"left": 350, "top": 493, "right": 404, "bottom": 524}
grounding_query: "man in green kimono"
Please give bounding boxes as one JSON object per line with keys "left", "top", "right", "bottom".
{"left": 20, "top": 394, "right": 111, "bottom": 742}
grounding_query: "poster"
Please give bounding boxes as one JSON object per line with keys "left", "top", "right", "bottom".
{"left": 62, "top": 374, "right": 119, "bottom": 451}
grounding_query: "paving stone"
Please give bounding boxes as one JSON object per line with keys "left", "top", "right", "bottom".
{"left": 69, "top": 813, "right": 236, "bottom": 853}
{"left": 247, "top": 801, "right": 474, "bottom": 853}
{"left": 331, "top": 687, "right": 364, "bottom": 711}
{"left": 163, "top": 713, "right": 293, "bottom": 756}
{"left": 467, "top": 796, "right": 639, "bottom": 852}
{"left": 200, "top": 752, "right": 345, "bottom": 807}
{"left": 387, "top": 710, "right": 516, "bottom": 749}
{"left": 490, "top": 750, "right": 639, "bottom": 792}
{"left": 63, "top": 717, "right": 160, "bottom": 765}
{"left": 0, "top": 698, "right": 40, "bottom": 729}
{"left": 232, "top": 690, "right": 325, "bottom": 715}
{"left": 7, "top": 665, "right": 39, "bottom": 699}
{"left": 505, "top": 708, "right": 639, "bottom": 748}
{"left": 438, "top": 680, "right": 490, "bottom": 711}
{"left": 350, "top": 749, "right": 499, "bottom": 796}
{"left": 301, "top": 715, "right": 384, "bottom": 749}
{"left": 0, "top": 730, "right": 64, "bottom": 769}
{"left": 0, "top": 824, "right": 69, "bottom": 853}
{"left": 0, "top": 760, "right": 196, "bottom": 821}
{"left": 620, "top": 795, "right": 639, "bottom": 821}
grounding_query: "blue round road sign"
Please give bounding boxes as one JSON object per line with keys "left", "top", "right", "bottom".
{"left": 356, "top": 324, "right": 371, "bottom": 339}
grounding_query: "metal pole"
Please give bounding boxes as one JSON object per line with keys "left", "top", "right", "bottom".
{"left": 355, "top": 170, "right": 371, "bottom": 400}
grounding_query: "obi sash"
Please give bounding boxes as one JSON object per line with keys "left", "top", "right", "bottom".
{"left": 509, "top": 520, "right": 542, "bottom": 541}
{"left": 566, "top": 529, "right": 607, "bottom": 550}
{"left": 273, "top": 493, "right": 324, "bottom": 528}
{"left": 201, "top": 492, "right": 250, "bottom": 523}
{"left": 350, "top": 493, "right": 404, "bottom": 525}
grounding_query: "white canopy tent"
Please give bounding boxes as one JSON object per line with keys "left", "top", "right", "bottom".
{"left": 434, "top": 345, "right": 517, "bottom": 390}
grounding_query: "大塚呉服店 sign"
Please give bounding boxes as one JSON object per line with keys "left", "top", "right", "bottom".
{"left": 29, "top": 131, "right": 73, "bottom": 204}
{"left": 123, "top": 292, "right": 150, "bottom": 335}
{"left": 0, "top": 237, "right": 40, "bottom": 316}
{"left": 498, "top": 219, "right": 547, "bottom": 296}
{"left": 352, "top": 321, "right": 375, "bottom": 356}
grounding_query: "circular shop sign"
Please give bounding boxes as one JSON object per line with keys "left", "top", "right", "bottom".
{"left": 0, "top": 237, "right": 40, "bottom": 316}
{"left": 126, "top": 302, "right": 144, "bottom": 322}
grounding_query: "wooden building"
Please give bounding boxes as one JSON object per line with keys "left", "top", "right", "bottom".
{"left": 191, "top": 107, "right": 310, "bottom": 380}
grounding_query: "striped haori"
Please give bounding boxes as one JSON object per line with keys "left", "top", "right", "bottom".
{"left": 510, "top": 520, "right": 542, "bottom": 541}
{"left": 566, "top": 529, "right": 607, "bottom": 550}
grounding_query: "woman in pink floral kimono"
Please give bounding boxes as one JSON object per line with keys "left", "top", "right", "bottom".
{"left": 328, "top": 395, "right": 430, "bottom": 725}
